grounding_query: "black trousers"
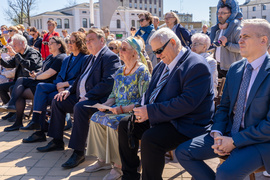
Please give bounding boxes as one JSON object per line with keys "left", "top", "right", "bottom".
{"left": 47, "top": 94, "right": 98, "bottom": 151}
{"left": 118, "top": 118, "right": 190, "bottom": 180}
{"left": 0, "top": 81, "right": 15, "bottom": 104}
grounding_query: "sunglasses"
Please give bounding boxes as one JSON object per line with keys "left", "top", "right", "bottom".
{"left": 8, "top": 30, "right": 13, "bottom": 32}
{"left": 119, "top": 47, "right": 133, "bottom": 52}
{"left": 153, "top": 38, "right": 172, "bottom": 55}
{"left": 139, "top": 19, "right": 145, "bottom": 22}
{"left": 109, "top": 47, "right": 116, "bottom": 50}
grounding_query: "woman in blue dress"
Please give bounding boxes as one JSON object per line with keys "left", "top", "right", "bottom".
{"left": 84, "top": 36, "right": 151, "bottom": 180}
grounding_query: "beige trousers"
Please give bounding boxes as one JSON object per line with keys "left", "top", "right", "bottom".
{"left": 85, "top": 121, "right": 121, "bottom": 166}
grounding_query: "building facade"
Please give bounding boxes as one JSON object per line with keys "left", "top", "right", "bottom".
{"left": 30, "top": 3, "right": 147, "bottom": 39}
{"left": 209, "top": 0, "right": 270, "bottom": 26}
{"left": 126, "top": 0, "right": 163, "bottom": 18}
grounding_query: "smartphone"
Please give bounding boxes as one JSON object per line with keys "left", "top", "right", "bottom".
{"left": 3, "top": 30, "right": 8, "bottom": 34}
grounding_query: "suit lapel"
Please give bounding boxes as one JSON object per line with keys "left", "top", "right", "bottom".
{"left": 62, "top": 54, "right": 73, "bottom": 80}
{"left": 245, "top": 56, "right": 270, "bottom": 112}
{"left": 230, "top": 60, "right": 246, "bottom": 110}
{"left": 86, "top": 47, "right": 107, "bottom": 80}
{"left": 67, "top": 53, "right": 83, "bottom": 72}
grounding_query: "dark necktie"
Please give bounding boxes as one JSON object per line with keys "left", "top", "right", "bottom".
{"left": 231, "top": 64, "right": 253, "bottom": 135}
{"left": 149, "top": 66, "right": 170, "bottom": 104}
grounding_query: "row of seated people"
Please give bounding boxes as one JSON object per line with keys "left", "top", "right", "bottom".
{"left": 1, "top": 18, "right": 270, "bottom": 180}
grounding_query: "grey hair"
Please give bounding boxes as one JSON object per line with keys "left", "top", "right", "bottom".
{"left": 191, "top": 33, "right": 211, "bottom": 50}
{"left": 11, "top": 34, "right": 27, "bottom": 47}
{"left": 242, "top": 19, "right": 270, "bottom": 45}
{"left": 149, "top": 27, "right": 181, "bottom": 47}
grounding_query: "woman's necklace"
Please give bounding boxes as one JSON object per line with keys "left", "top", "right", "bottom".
{"left": 124, "top": 61, "right": 137, "bottom": 76}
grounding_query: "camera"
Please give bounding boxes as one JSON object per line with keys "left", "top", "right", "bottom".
{"left": 213, "top": 40, "right": 223, "bottom": 47}
{"left": 0, "top": 47, "right": 8, "bottom": 53}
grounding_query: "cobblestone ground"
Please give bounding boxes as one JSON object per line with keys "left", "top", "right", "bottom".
{"left": 0, "top": 106, "right": 268, "bottom": 180}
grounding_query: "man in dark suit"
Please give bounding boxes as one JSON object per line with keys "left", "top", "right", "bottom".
{"left": 36, "top": 28, "right": 120, "bottom": 168}
{"left": 118, "top": 27, "right": 214, "bottom": 180}
{"left": 176, "top": 19, "right": 270, "bottom": 180}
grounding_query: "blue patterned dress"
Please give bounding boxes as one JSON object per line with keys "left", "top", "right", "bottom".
{"left": 90, "top": 64, "right": 151, "bottom": 130}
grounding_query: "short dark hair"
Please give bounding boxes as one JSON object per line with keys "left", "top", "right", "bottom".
{"left": 220, "top": 4, "right": 232, "bottom": 13}
{"left": 130, "top": 26, "right": 136, "bottom": 31}
{"left": 50, "top": 36, "right": 67, "bottom": 54}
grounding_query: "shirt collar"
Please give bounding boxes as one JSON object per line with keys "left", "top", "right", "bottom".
{"left": 247, "top": 52, "right": 267, "bottom": 70}
{"left": 21, "top": 46, "right": 29, "bottom": 55}
{"left": 167, "top": 47, "right": 187, "bottom": 73}
{"left": 94, "top": 45, "right": 106, "bottom": 58}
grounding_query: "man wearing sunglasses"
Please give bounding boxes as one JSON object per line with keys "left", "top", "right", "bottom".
{"left": 118, "top": 27, "right": 214, "bottom": 180}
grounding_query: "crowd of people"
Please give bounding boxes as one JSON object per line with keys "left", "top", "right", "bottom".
{"left": 0, "top": 0, "right": 270, "bottom": 179}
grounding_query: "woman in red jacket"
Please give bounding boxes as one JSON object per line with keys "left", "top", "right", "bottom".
{"left": 41, "top": 20, "right": 60, "bottom": 60}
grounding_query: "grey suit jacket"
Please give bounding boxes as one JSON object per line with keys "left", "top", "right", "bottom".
{"left": 212, "top": 55, "right": 270, "bottom": 172}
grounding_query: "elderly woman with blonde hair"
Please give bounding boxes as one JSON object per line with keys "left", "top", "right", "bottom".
{"left": 84, "top": 36, "right": 151, "bottom": 180}
{"left": 191, "top": 33, "right": 218, "bottom": 96}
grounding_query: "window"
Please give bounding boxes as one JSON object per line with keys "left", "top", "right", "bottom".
{"left": 64, "top": 19, "right": 70, "bottom": 29}
{"left": 150, "top": 8, "right": 152, "bottom": 13}
{"left": 132, "top": 20, "right": 135, "bottom": 26}
{"left": 140, "top": 0, "right": 142, "bottom": 3}
{"left": 263, "top": 4, "right": 266, "bottom": 10}
{"left": 145, "top": 0, "right": 147, "bottom": 3}
{"left": 150, "top": 0, "right": 152, "bottom": 3}
{"left": 145, "top": 4, "right": 147, "bottom": 8}
{"left": 154, "top": 0, "right": 156, "bottom": 4}
{"left": 159, "top": 11, "right": 161, "bottom": 17}
{"left": 253, "top": 6, "right": 256, "bottom": 11}
{"left": 82, "top": 11, "right": 87, "bottom": 14}
{"left": 129, "top": 3, "right": 132, "bottom": 8}
{"left": 154, "top": 8, "right": 156, "bottom": 13}
{"left": 262, "top": 16, "right": 266, "bottom": 19}
{"left": 40, "top": 19, "right": 42, "bottom": 29}
{"left": 57, "top": 18, "right": 62, "bottom": 29}
{"left": 252, "top": 16, "right": 256, "bottom": 19}
{"left": 117, "top": 19, "right": 121, "bottom": 28}
{"left": 82, "top": 18, "right": 87, "bottom": 28}
{"left": 37, "top": 19, "right": 39, "bottom": 29}
{"left": 140, "top": 4, "right": 142, "bottom": 9}
{"left": 131, "top": 13, "right": 135, "bottom": 15}
{"left": 159, "top": 0, "right": 161, "bottom": 7}
{"left": 34, "top": 20, "right": 36, "bottom": 28}
{"left": 240, "top": 8, "right": 242, "bottom": 12}
{"left": 135, "top": 0, "right": 137, "bottom": 2}
{"left": 134, "top": 3, "right": 137, "bottom": 8}
{"left": 130, "top": 0, "right": 132, "bottom": 2}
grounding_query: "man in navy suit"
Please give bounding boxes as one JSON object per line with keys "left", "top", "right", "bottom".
{"left": 176, "top": 19, "right": 270, "bottom": 180}
{"left": 36, "top": 28, "right": 120, "bottom": 168}
{"left": 118, "top": 27, "right": 214, "bottom": 180}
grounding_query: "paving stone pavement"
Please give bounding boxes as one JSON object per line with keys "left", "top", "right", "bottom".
{"left": 0, "top": 111, "right": 268, "bottom": 180}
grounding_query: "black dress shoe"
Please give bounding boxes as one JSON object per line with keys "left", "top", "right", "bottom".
{"left": 62, "top": 152, "right": 85, "bottom": 169}
{"left": 20, "top": 121, "right": 41, "bottom": 132}
{"left": 22, "top": 132, "right": 46, "bottom": 143}
{"left": 0, "top": 104, "right": 16, "bottom": 112}
{"left": 1, "top": 112, "right": 15, "bottom": 120}
{"left": 36, "top": 140, "right": 64, "bottom": 152}
{"left": 4, "top": 124, "right": 23, "bottom": 132}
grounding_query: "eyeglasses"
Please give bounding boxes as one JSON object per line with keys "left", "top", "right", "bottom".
{"left": 130, "top": 29, "right": 136, "bottom": 31}
{"left": 68, "top": 40, "right": 76, "bottom": 44}
{"left": 217, "top": 12, "right": 230, "bottom": 15}
{"left": 119, "top": 47, "right": 133, "bottom": 52}
{"left": 109, "top": 47, "right": 116, "bottom": 50}
{"left": 164, "top": 17, "right": 175, "bottom": 21}
{"left": 153, "top": 38, "right": 172, "bottom": 55}
{"left": 139, "top": 19, "right": 146, "bottom": 22}
{"left": 48, "top": 42, "right": 57, "bottom": 46}
{"left": 190, "top": 42, "right": 204, "bottom": 48}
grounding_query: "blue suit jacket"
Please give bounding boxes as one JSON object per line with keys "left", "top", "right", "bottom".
{"left": 175, "top": 24, "right": 192, "bottom": 48}
{"left": 53, "top": 53, "right": 88, "bottom": 85}
{"left": 145, "top": 49, "right": 215, "bottom": 138}
{"left": 70, "top": 46, "right": 120, "bottom": 103}
{"left": 212, "top": 55, "right": 270, "bottom": 172}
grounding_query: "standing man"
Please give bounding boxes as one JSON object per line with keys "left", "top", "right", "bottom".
{"left": 213, "top": 5, "right": 242, "bottom": 78}
{"left": 36, "top": 28, "right": 120, "bottom": 169}
{"left": 176, "top": 19, "right": 270, "bottom": 180}
{"left": 118, "top": 27, "right": 214, "bottom": 180}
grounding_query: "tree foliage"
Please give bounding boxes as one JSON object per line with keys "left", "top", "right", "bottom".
{"left": 5, "top": 0, "right": 38, "bottom": 26}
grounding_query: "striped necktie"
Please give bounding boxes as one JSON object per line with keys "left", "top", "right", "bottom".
{"left": 231, "top": 63, "right": 253, "bottom": 135}
{"left": 149, "top": 66, "right": 170, "bottom": 104}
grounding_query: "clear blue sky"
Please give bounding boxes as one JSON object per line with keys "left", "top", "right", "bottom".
{"left": 0, "top": 0, "right": 246, "bottom": 27}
